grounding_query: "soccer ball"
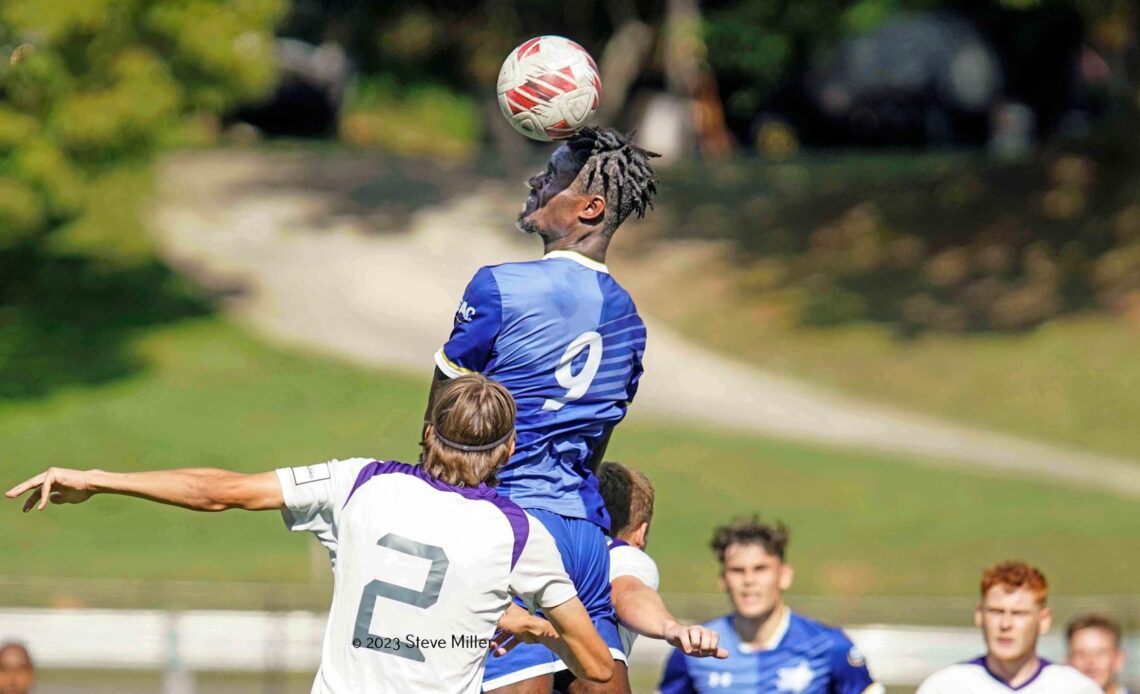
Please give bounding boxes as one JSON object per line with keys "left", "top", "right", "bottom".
{"left": 497, "top": 36, "right": 601, "bottom": 142}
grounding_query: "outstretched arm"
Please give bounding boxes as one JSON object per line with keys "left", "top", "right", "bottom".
{"left": 6, "top": 467, "right": 283, "bottom": 513}
{"left": 611, "top": 575, "right": 727, "bottom": 658}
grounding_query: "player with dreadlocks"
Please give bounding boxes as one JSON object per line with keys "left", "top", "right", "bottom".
{"left": 427, "top": 127, "right": 660, "bottom": 694}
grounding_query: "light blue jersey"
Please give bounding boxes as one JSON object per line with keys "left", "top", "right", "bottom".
{"left": 435, "top": 251, "right": 646, "bottom": 530}
{"left": 659, "top": 611, "right": 882, "bottom": 694}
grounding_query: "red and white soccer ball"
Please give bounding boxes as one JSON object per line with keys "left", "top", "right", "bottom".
{"left": 497, "top": 36, "right": 601, "bottom": 142}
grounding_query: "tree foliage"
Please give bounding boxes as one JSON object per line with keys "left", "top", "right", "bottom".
{"left": 0, "top": 0, "right": 285, "bottom": 247}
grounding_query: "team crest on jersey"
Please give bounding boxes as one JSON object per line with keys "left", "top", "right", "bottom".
{"left": 455, "top": 300, "right": 476, "bottom": 323}
{"left": 706, "top": 671, "right": 733, "bottom": 688}
{"left": 776, "top": 660, "right": 815, "bottom": 692}
{"left": 847, "top": 645, "right": 866, "bottom": 668}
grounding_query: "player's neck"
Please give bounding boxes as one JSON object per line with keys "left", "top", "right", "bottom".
{"left": 542, "top": 230, "right": 609, "bottom": 264}
{"left": 733, "top": 602, "right": 787, "bottom": 650}
{"left": 984, "top": 652, "right": 1041, "bottom": 688}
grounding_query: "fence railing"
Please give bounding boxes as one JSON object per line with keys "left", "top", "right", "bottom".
{"left": 3, "top": 576, "right": 1138, "bottom": 691}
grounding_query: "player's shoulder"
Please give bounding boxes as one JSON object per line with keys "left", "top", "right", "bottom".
{"left": 702, "top": 613, "right": 735, "bottom": 633}
{"left": 787, "top": 611, "right": 853, "bottom": 646}
{"left": 609, "top": 542, "right": 659, "bottom": 583}
{"left": 1039, "top": 661, "right": 1102, "bottom": 690}
{"left": 919, "top": 661, "right": 981, "bottom": 687}
{"left": 468, "top": 260, "right": 555, "bottom": 299}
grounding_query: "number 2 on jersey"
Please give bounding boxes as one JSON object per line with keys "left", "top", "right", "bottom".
{"left": 354, "top": 533, "right": 449, "bottom": 662}
{"left": 542, "top": 331, "right": 603, "bottom": 411}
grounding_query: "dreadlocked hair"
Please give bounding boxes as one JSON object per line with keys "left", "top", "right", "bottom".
{"left": 565, "top": 127, "right": 660, "bottom": 234}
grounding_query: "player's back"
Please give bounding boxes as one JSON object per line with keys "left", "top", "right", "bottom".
{"left": 277, "top": 459, "right": 572, "bottom": 694}
{"left": 916, "top": 658, "right": 1102, "bottom": 694}
{"left": 436, "top": 251, "right": 646, "bottom": 527}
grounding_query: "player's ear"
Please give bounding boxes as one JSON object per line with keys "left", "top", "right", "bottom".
{"left": 1038, "top": 607, "right": 1052, "bottom": 635}
{"left": 630, "top": 522, "right": 649, "bottom": 549}
{"left": 579, "top": 195, "right": 605, "bottom": 225}
{"left": 778, "top": 563, "right": 794, "bottom": 591}
{"left": 974, "top": 604, "right": 984, "bottom": 629}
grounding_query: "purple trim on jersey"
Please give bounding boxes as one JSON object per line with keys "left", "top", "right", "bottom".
{"left": 343, "top": 460, "right": 530, "bottom": 569}
{"left": 967, "top": 656, "right": 1052, "bottom": 691}
{"left": 608, "top": 538, "right": 629, "bottom": 550}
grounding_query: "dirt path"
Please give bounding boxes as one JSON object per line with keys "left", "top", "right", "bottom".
{"left": 153, "top": 150, "right": 1140, "bottom": 498}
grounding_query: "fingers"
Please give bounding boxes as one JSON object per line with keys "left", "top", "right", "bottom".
{"left": 682, "top": 626, "right": 724, "bottom": 658}
{"left": 698, "top": 626, "right": 715, "bottom": 653}
{"left": 38, "top": 471, "right": 54, "bottom": 511}
{"left": 5, "top": 472, "right": 46, "bottom": 499}
{"left": 677, "top": 625, "right": 693, "bottom": 654}
{"left": 22, "top": 489, "right": 42, "bottom": 513}
{"left": 490, "top": 633, "right": 520, "bottom": 657}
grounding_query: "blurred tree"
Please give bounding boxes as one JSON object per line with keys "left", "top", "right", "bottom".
{"left": 0, "top": 0, "right": 284, "bottom": 248}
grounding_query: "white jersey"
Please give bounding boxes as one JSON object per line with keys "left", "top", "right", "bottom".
{"left": 916, "top": 658, "right": 1102, "bottom": 694}
{"left": 276, "top": 458, "right": 577, "bottom": 694}
{"left": 607, "top": 539, "right": 660, "bottom": 655}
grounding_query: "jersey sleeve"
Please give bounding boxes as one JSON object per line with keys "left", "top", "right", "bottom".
{"left": 274, "top": 458, "right": 373, "bottom": 552}
{"left": 509, "top": 514, "right": 577, "bottom": 611}
{"left": 435, "top": 266, "right": 502, "bottom": 377}
{"left": 827, "top": 632, "right": 881, "bottom": 694}
{"left": 609, "top": 545, "right": 660, "bottom": 590}
{"left": 658, "top": 647, "right": 697, "bottom": 694}
{"left": 626, "top": 333, "right": 645, "bottom": 405}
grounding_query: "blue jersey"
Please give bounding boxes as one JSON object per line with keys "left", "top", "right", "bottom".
{"left": 435, "top": 251, "right": 646, "bottom": 529}
{"left": 659, "top": 611, "right": 880, "bottom": 694}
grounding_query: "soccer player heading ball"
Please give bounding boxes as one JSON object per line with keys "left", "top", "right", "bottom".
{"left": 429, "top": 127, "right": 659, "bottom": 692}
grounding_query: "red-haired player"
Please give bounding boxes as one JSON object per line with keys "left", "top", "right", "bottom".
{"left": 917, "top": 561, "right": 1100, "bottom": 694}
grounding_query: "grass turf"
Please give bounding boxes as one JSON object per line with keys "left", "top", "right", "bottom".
{"left": 3, "top": 318, "right": 1139, "bottom": 598}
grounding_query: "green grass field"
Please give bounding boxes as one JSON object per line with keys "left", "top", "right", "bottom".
{"left": 3, "top": 316, "right": 1139, "bottom": 597}
{"left": 644, "top": 296, "right": 1140, "bottom": 461}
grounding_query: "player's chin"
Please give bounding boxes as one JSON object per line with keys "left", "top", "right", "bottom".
{"left": 515, "top": 214, "right": 541, "bottom": 235}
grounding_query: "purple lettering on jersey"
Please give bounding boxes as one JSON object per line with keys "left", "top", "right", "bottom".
{"left": 344, "top": 460, "right": 530, "bottom": 570}
{"left": 968, "top": 656, "right": 1052, "bottom": 690}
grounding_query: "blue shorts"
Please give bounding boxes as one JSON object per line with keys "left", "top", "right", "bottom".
{"left": 482, "top": 509, "right": 626, "bottom": 691}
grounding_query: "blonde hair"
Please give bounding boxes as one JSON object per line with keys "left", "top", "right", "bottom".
{"left": 420, "top": 374, "right": 516, "bottom": 487}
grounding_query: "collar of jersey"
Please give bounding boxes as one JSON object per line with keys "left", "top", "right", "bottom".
{"left": 735, "top": 605, "right": 791, "bottom": 653}
{"left": 543, "top": 250, "right": 609, "bottom": 274}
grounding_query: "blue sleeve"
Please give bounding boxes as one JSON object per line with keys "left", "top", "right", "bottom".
{"left": 627, "top": 343, "right": 644, "bottom": 404}
{"left": 659, "top": 648, "right": 697, "bottom": 694}
{"left": 828, "top": 632, "right": 876, "bottom": 694}
{"left": 435, "top": 267, "right": 502, "bottom": 377}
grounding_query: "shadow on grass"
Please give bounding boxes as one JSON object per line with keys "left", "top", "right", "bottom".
{"left": 0, "top": 243, "right": 213, "bottom": 400}
{"left": 652, "top": 134, "right": 1140, "bottom": 334}
{"left": 221, "top": 146, "right": 518, "bottom": 233}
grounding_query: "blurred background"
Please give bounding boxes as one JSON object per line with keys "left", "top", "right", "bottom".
{"left": 1, "top": 0, "right": 1139, "bottom": 692}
